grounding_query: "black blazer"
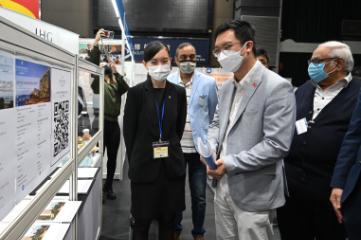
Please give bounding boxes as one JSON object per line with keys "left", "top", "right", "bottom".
{"left": 123, "top": 76, "right": 187, "bottom": 183}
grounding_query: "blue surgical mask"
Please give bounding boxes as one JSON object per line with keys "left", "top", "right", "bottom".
{"left": 308, "top": 62, "right": 336, "bottom": 83}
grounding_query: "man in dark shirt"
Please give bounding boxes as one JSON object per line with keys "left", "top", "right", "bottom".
{"left": 277, "top": 41, "right": 361, "bottom": 240}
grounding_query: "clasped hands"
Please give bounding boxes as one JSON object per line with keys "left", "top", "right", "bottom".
{"left": 200, "top": 150, "right": 226, "bottom": 179}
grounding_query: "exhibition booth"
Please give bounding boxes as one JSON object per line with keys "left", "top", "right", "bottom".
{"left": 0, "top": 1, "right": 134, "bottom": 238}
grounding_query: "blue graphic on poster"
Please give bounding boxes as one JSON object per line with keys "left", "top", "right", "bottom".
{"left": 15, "top": 59, "right": 51, "bottom": 107}
{"left": 0, "top": 54, "right": 14, "bottom": 110}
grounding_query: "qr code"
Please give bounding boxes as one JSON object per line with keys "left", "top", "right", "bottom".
{"left": 53, "top": 100, "right": 69, "bottom": 157}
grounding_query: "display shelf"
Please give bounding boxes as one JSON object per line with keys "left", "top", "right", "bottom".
{"left": 78, "top": 168, "right": 100, "bottom": 179}
{"left": 21, "top": 223, "right": 70, "bottom": 240}
{"left": 58, "top": 180, "right": 94, "bottom": 196}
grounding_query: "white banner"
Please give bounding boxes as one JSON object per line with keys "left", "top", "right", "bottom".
{"left": 0, "top": 7, "right": 79, "bottom": 54}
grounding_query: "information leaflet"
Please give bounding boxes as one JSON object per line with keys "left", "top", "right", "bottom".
{"left": 15, "top": 59, "right": 52, "bottom": 203}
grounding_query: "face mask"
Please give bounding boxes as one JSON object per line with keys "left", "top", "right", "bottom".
{"left": 308, "top": 62, "right": 337, "bottom": 83}
{"left": 217, "top": 42, "right": 248, "bottom": 73}
{"left": 147, "top": 64, "right": 171, "bottom": 81}
{"left": 179, "top": 60, "right": 196, "bottom": 74}
{"left": 102, "top": 65, "right": 112, "bottom": 75}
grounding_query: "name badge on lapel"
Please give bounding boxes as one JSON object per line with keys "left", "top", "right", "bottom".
{"left": 152, "top": 141, "right": 170, "bottom": 159}
{"left": 295, "top": 118, "right": 308, "bottom": 135}
{"left": 199, "top": 95, "right": 205, "bottom": 106}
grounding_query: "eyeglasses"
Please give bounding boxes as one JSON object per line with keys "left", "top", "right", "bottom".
{"left": 213, "top": 42, "right": 241, "bottom": 57}
{"left": 307, "top": 57, "right": 338, "bottom": 65}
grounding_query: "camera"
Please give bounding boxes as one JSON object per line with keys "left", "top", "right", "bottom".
{"left": 102, "top": 30, "right": 115, "bottom": 39}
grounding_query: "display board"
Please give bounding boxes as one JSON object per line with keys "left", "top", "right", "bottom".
{"left": 0, "top": 48, "right": 72, "bottom": 220}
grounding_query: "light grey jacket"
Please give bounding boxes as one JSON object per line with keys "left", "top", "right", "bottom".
{"left": 208, "top": 64, "right": 296, "bottom": 212}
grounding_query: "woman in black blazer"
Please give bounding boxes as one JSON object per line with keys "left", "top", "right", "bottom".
{"left": 123, "top": 41, "right": 187, "bottom": 240}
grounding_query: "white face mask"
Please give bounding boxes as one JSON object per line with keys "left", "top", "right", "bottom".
{"left": 179, "top": 61, "right": 196, "bottom": 74}
{"left": 217, "top": 42, "right": 248, "bottom": 73}
{"left": 147, "top": 64, "right": 171, "bottom": 81}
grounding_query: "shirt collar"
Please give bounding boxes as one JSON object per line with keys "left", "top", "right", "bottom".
{"left": 178, "top": 72, "right": 193, "bottom": 86}
{"left": 233, "top": 61, "right": 260, "bottom": 89}
{"left": 311, "top": 73, "right": 353, "bottom": 89}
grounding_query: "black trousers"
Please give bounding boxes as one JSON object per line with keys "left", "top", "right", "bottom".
{"left": 277, "top": 177, "right": 346, "bottom": 240}
{"left": 103, "top": 119, "right": 120, "bottom": 187}
{"left": 343, "top": 176, "right": 361, "bottom": 240}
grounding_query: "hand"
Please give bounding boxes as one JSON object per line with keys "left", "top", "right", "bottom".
{"left": 207, "top": 159, "right": 226, "bottom": 179}
{"left": 200, "top": 155, "right": 207, "bottom": 166}
{"left": 330, "top": 188, "right": 343, "bottom": 224}
{"left": 94, "top": 29, "right": 105, "bottom": 45}
{"left": 108, "top": 61, "right": 117, "bottom": 73}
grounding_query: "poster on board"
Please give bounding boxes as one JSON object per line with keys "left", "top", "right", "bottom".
{"left": 0, "top": 49, "right": 16, "bottom": 221}
{"left": 0, "top": 54, "right": 14, "bottom": 110}
{"left": 51, "top": 67, "right": 71, "bottom": 166}
{"left": 15, "top": 58, "right": 52, "bottom": 203}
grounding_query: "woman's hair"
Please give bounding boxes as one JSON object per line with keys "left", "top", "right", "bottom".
{"left": 143, "top": 41, "right": 170, "bottom": 63}
{"left": 101, "top": 64, "right": 116, "bottom": 84}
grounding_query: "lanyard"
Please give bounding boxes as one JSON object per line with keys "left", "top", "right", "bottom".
{"left": 155, "top": 99, "right": 165, "bottom": 142}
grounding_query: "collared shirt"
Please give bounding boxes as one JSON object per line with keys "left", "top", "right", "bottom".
{"left": 220, "top": 61, "right": 260, "bottom": 160}
{"left": 178, "top": 73, "right": 197, "bottom": 153}
{"left": 311, "top": 74, "right": 353, "bottom": 120}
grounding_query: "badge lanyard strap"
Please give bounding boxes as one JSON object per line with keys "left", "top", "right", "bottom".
{"left": 155, "top": 99, "right": 165, "bottom": 142}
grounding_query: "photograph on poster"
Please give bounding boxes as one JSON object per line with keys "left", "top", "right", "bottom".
{"left": 38, "top": 202, "right": 66, "bottom": 221}
{"left": 22, "top": 225, "right": 50, "bottom": 240}
{"left": 0, "top": 54, "right": 14, "bottom": 110}
{"left": 15, "top": 59, "right": 51, "bottom": 107}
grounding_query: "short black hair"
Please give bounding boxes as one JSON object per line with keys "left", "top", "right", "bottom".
{"left": 175, "top": 42, "right": 196, "bottom": 58}
{"left": 256, "top": 48, "right": 269, "bottom": 64}
{"left": 144, "top": 41, "right": 170, "bottom": 62}
{"left": 215, "top": 19, "right": 256, "bottom": 56}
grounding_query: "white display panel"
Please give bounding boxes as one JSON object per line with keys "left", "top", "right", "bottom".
{"left": 0, "top": 49, "right": 72, "bottom": 221}
{"left": 0, "top": 108, "right": 16, "bottom": 221}
{"left": 0, "top": 49, "right": 16, "bottom": 221}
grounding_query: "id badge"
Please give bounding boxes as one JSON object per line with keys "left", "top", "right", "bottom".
{"left": 295, "top": 118, "right": 308, "bottom": 135}
{"left": 152, "top": 141, "right": 170, "bottom": 159}
{"left": 199, "top": 95, "right": 205, "bottom": 106}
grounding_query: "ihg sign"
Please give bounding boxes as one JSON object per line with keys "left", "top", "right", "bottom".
{"left": 35, "top": 28, "right": 53, "bottom": 42}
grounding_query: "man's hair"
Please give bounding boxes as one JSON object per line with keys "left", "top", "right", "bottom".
{"left": 215, "top": 19, "right": 256, "bottom": 56}
{"left": 318, "top": 41, "right": 354, "bottom": 74}
{"left": 256, "top": 48, "right": 269, "bottom": 64}
{"left": 175, "top": 42, "right": 196, "bottom": 58}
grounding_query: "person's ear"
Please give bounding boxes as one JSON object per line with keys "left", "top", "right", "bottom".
{"left": 246, "top": 41, "right": 254, "bottom": 53}
{"left": 142, "top": 60, "right": 148, "bottom": 70}
{"left": 174, "top": 56, "right": 179, "bottom": 66}
{"left": 335, "top": 58, "right": 345, "bottom": 71}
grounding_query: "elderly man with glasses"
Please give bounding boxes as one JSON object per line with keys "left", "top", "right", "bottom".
{"left": 277, "top": 41, "right": 361, "bottom": 240}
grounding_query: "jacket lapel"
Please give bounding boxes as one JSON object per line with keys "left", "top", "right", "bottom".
{"left": 144, "top": 77, "right": 160, "bottom": 136}
{"left": 162, "top": 80, "right": 174, "bottom": 139}
{"left": 218, "top": 81, "right": 235, "bottom": 152}
{"left": 228, "top": 65, "right": 265, "bottom": 132}
{"left": 189, "top": 70, "right": 201, "bottom": 107}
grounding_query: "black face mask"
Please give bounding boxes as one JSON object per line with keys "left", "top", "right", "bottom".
{"left": 102, "top": 65, "right": 112, "bottom": 75}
